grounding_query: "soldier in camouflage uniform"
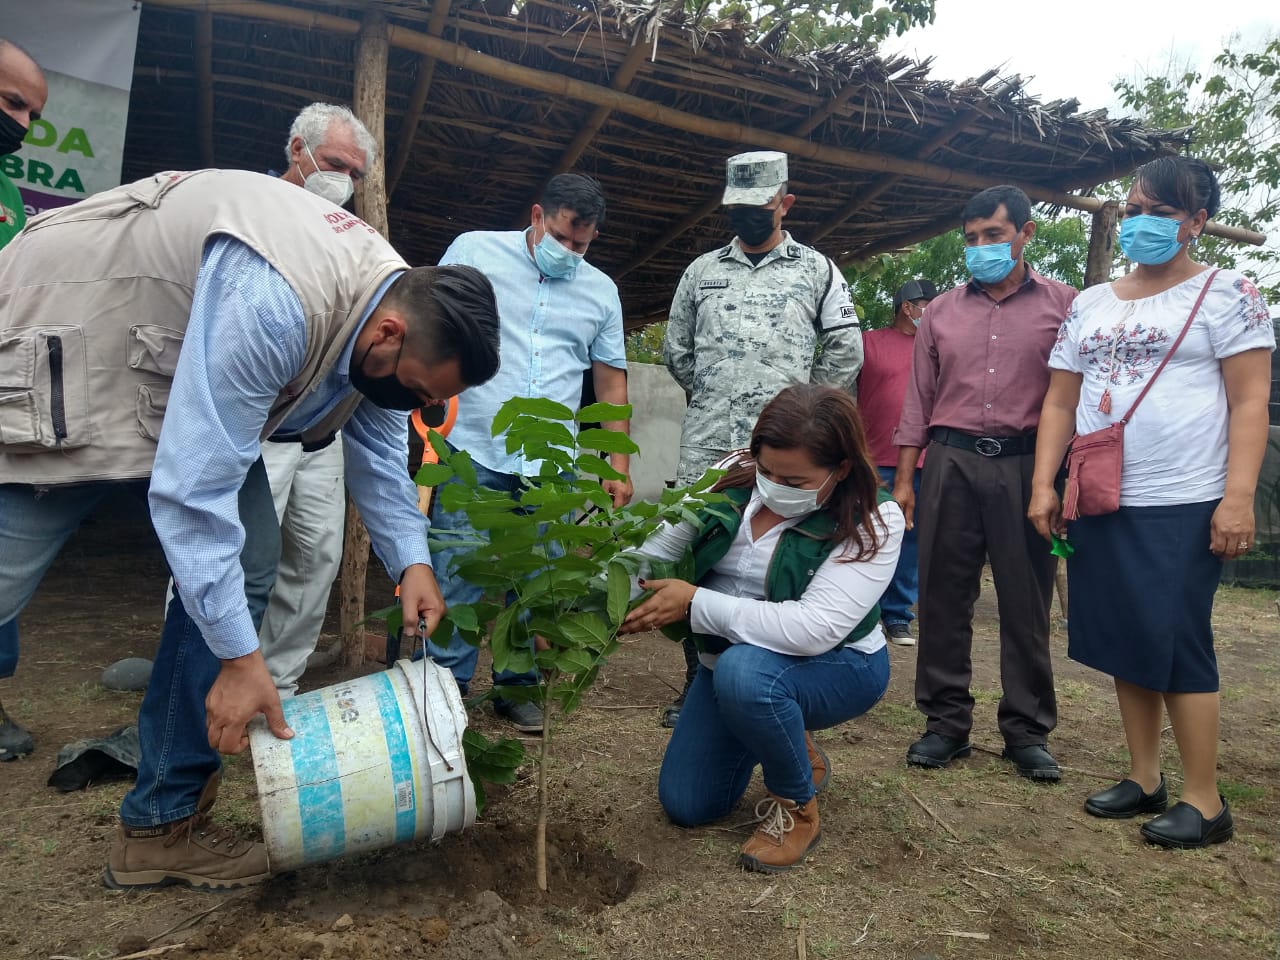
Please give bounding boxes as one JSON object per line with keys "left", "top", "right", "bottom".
{"left": 657, "top": 151, "right": 864, "bottom": 727}
{"left": 663, "top": 151, "right": 864, "bottom": 486}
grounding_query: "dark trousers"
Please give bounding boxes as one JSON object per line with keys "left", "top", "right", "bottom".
{"left": 914, "top": 443, "right": 1057, "bottom": 746}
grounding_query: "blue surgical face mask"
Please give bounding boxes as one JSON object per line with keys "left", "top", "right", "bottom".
{"left": 531, "top": 229, "right": 583, "bottom": 279}
{"left": 756, "top": 469, "right": 832, "bottom": 519}
{"left": 965, "top": 242, "right": 1017, "bottom": 284}
{"left": 1118, "top": 214, "right": 1186, "bottom": 265}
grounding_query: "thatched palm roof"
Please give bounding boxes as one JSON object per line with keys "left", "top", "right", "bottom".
{"left": 126, "top": 0, "right": 1189, "bottom": 323}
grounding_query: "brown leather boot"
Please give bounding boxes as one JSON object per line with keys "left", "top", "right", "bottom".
{"left": 805, "top": 731, "right": 830, "bottom": 793}
{"left": 739, "top": 793, "right": 821, "bottom": 873}
{"left": 105, "top": 772, "right": 270, "bottom": 891}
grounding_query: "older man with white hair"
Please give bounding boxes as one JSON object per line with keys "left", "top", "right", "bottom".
{"left": 256, "top": 103, "right": 378, "bottom": 696}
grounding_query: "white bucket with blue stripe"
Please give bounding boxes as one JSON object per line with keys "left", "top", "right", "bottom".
{"left": 248, "top": 658, "right": 476, "bottom": 873}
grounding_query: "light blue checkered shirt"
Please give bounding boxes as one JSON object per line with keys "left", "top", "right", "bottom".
{"left": 149, "top": 235, "right": 429, "bottom": 660}
{"left": 439, "top": 229, "right": 626, "bottom": 475}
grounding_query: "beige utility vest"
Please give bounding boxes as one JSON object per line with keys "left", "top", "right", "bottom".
{"left": 0, "top": 169, "right": 407, "bottom": 484}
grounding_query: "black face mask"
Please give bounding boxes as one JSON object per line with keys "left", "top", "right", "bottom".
{"left": 728, "top": 206, "right": 777, "bottom": 247}
{"left": 350, "top": 341, "right": 423, "bottom": 410}
{"left": 0, "top": 112, "right": 28, "bottom": 157}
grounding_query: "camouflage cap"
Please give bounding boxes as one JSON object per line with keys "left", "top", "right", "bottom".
{"left": 723, "top": 151, "right": 788, "bottom": 206}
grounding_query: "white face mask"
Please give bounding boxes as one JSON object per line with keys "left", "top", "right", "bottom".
{"left": 302, "top": 143, "right": 354, "bottom": 206}
{"left": 756, "top": 468, "right": 832, "bottom": 519}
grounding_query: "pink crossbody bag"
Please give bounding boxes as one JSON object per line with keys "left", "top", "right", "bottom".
{"left": 1061, "top": 269, "right": 1219, "bottom": 521}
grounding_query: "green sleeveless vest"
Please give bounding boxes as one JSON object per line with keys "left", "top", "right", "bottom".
{"left": 663, "top": 485, "right": 892, "bottom": 655}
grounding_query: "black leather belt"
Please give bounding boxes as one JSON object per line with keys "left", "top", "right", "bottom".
{"left": 929, "top": 427, "right": 1036, "bottom": 458}
{"left": 267, "top": 432, "right": 337, "bottom": 453}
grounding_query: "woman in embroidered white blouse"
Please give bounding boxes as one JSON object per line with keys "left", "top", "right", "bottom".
{"left": 1029, "top": 156, "right": 1273, "bottom": 850}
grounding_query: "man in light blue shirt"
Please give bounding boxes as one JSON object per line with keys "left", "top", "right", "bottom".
{"left": 425, "top": 173, "right": 630, "bottom": 732}
{"left": 0, "top": 169, "right": 501, "bottom": 891}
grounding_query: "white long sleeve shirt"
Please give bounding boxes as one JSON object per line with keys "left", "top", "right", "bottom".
{"left": 633, "top": 487, "right": 904, "bottom": 666}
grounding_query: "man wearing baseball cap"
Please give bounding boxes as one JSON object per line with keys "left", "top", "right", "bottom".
{"left": 857, "top": 278, "right": 939, "bottom": 646}
{"left": 659, "top": 150, "right": 864, "bottom": 726}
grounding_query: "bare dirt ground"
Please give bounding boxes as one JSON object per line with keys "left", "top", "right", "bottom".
{"left": 1, "top": 496, "right": 1277, "bottom": 960}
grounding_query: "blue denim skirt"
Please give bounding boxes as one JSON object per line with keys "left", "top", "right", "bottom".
{"left": 1066, "top": 500, "right": 1222, "bottom": 693}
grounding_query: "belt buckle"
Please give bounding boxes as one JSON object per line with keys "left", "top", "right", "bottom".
{"left": 974, "top": 436, "right": 1003, "bottom": 457}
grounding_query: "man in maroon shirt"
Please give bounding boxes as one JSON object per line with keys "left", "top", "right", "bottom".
{"left": 857, "top": 278, "right": 937, "bottom": 646}
{"left": 892, "top": 186, "right": 1078, "bottom": 781}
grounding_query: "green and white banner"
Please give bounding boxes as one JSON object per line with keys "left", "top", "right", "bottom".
{"left": 4, "top": 0, "right": 140, "bottom": 215}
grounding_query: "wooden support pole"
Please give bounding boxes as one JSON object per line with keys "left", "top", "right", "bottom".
{"left": 1084, "top": 200, "right": 1119, "bottom": 289}
{"left": 340, "top": 10, "right": 390, "bottom": 670}
{"left": 615, "top": 83, "right": 865, "bottom": 279}
{"left": 517, "top": 37, "right": 653, "bottom": 226}
{"left": 142, "top": 0, "right": 1268, "bottom": 250}
{"left": 386, "top": 0, "right": 454, "bottom": 198}
{"left": 195, "top": 11, "right": 214, "bottom": 166}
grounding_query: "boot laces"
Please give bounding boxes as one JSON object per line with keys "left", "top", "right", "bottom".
{"left": 752, "top": 797, "right": 795, "bottom": 844}
{"left": 163, "top": 812, "right": 252, "bottom": 855}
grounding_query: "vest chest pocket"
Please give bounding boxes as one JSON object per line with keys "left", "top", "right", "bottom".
{"left": 127, "top": 325, "right": 183, "bottom": 442}
{"left": 0, "top": 327, "right": 91, "bottom": 452}
{"left": 127, "top": 324, "right": 184, "bottom": 377}
{"left": 136, "top": 382, "right": 170, "bottom": 441}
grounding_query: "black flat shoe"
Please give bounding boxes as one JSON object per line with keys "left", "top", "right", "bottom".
{"left": 1141, "top": 796, "right": 1234, "bottom": 849}
{"left": 1002, "top": 743, "right": 1061, "bottom": 782}
{"left": 1085, "top": 776, "right": 1168, "bottom": 819}
{"left": 906, "top": 732, "right": 972, "bottom": 769}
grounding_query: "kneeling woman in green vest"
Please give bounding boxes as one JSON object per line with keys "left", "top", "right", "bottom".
{"left": 619, "top": 383, "right": 904, "bottom": 872}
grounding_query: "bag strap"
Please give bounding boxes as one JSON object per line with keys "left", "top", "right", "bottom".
{"left": 1117, "top": 268, "right": 1220, "bottom": 424}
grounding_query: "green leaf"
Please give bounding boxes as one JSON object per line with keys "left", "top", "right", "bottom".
{"left": 412, "top": 462, "right": 454, "bottom": 487}
{"left": 555, "top": 645, "right": 599, "bottom": 674}
{"left": 576, "top": 428, "right": 639, "bottom": 455}
{"left": 426, "top": 428, "right": 450, "bottom": 464}
{"left": 492, "top": 396, "right": 575, "bottom": 437}
{"left": 488, "top": 603, "right": 521, "bottom": 673}
{"left": 557, "top": 611, "right": 611, "bottom": 649}
{"left": 447, "top": 603, "right": 479, "bottom": 633}
{"left": 577, "top": 401, "right": 631, "bottom": 423}
{"left": 451, "top": 449, "right": 478, "bottom": 488}
{"left": 462, "top": 728, "right": 526, "bottom": 814}
{"left": 575, "top": 453, "right": 626, "bottom": 482}
{"left": 606, "top": 561, "right": 630, "bottom": 627}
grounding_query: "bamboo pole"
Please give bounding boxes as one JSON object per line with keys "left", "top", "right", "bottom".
{"left": 194, "top": 11, "right": 214, "bottom": 166}
{"left": 518, "top": 36, "right": 652, "bottom": 225}
{"left": 1084, "top": 200, "right": 1120, "bottom": 288}
{"left": 340, "top": 10, "right": 390, "bottom": 670}
{"left": 386, "top": 0, "right": 454, "bottom": 198}
{"left": 140, "top": 0, "right": 1267, "bottom": 248}
{"left": 616, "top": 83, "right": 866, "bottom": 279}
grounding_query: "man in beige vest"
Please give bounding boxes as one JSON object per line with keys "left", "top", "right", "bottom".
{"left": 0, "top": 168, "right": 501, "bottom": 890}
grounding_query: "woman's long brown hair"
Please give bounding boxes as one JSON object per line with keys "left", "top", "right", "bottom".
{"left": 712, "top": 384, "right": 886, "bottom": 561}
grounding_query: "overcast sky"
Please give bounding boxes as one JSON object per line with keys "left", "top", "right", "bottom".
{"left": 889, "top": 0, "right": 1278, "bottom": 116}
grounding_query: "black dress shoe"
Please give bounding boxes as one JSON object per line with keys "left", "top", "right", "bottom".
{"left": 1085, "top": 776, "right": 1168, "bottom": 819}
{"left": 906, "top": 732, "right": 972, "bottom": 768}
{"left": 1002, "top": 743, "right": 1061, "bottom": 782}
{"left": 1141, "top": 797, "right": 1234, "bottom": 849}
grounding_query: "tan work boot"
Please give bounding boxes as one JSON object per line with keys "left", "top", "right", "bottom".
{"left": 105, "top": 773, "right": 270, "bottom": 891}
{"left": 805, "top": 731, "right": 830, "bottom": 793}
{"left": 739, "top": 793, "right": 821, "bottom": 873}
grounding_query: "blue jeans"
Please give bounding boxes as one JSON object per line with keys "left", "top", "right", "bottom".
{"left": 658, "top": 643, "right": 889, "bottom": 825}
{"left": 0, "top": 619, "right": 17, "bottom": 679}
{"left": 877, "top": 466, "right": 920, "bottom": 626}
{"left": 423, "top": 458, "right": 560, "bottom": 691}
{"left": 0, "top": 459, "right": 279, "bottom": 826}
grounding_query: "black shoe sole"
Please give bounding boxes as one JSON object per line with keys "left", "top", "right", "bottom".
{"left": 1085, "top": 798, "right": 1168, "bottom": 820}
{"left": 1140, "top": 824, "right": 1234, "bottom": 849}
{"left": 906, "top": 745, "right": 971, "bottom": 768}
{"left": 1011, "top": 765, "right": 1062, "bottom": 782}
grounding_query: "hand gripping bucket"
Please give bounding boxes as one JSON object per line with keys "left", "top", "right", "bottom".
{"left": 249, "top": 658, "right": 476, "bottom": 872}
